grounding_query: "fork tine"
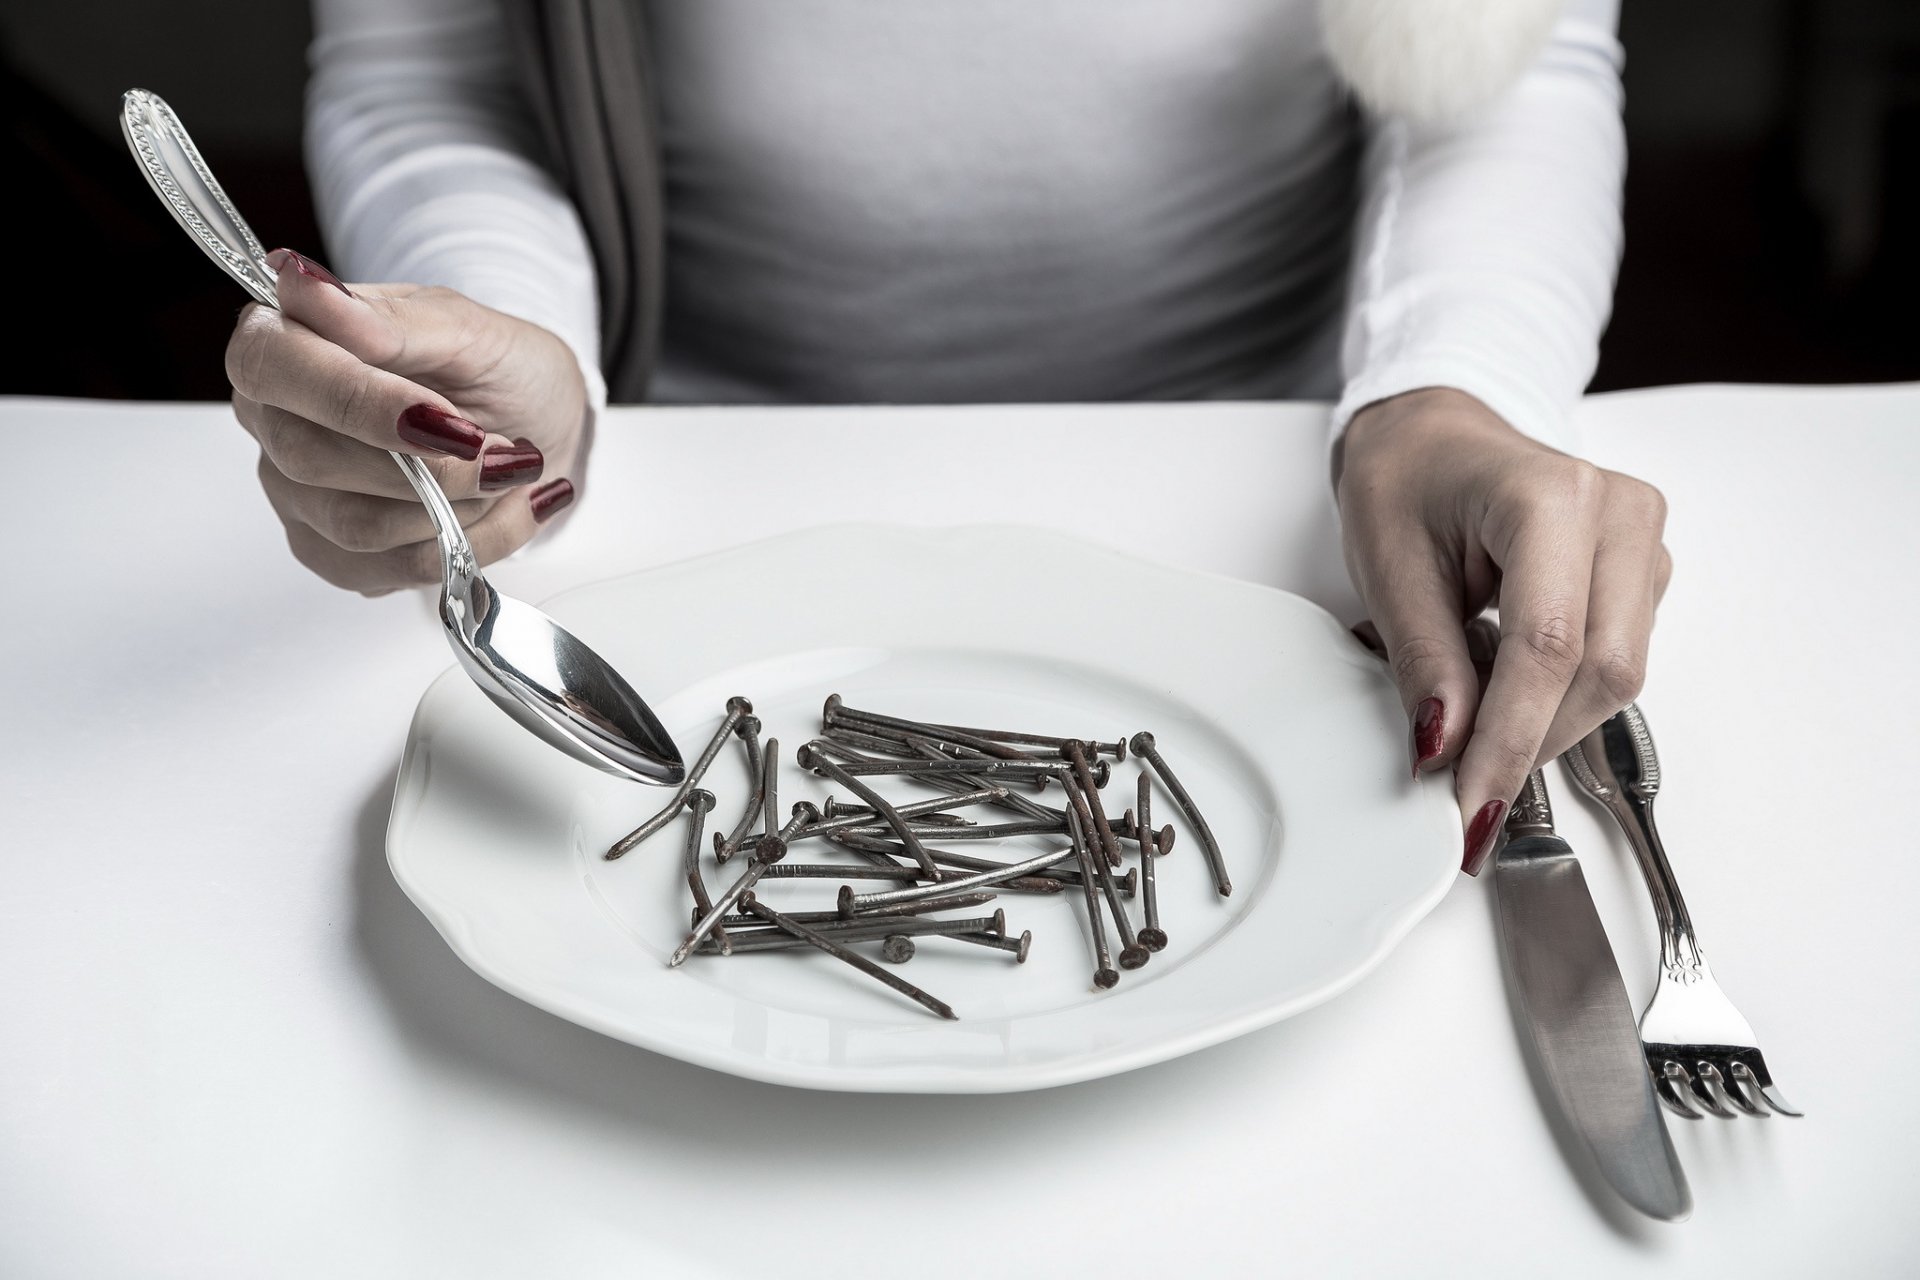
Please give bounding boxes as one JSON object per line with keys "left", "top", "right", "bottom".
{"left": 1731, "top": 1061, "right": 1803, "bottom": 1117}
{"left": 1656, "top": 1060, "right": 1707, "bottom": 1120}
{"left": 1678, "top": 1061, "right": 1736, "bottom": 1117}
{"left": 1711, "top": 1062, "right": 1769, "bottom": 1117}
{"left": 1693, "top": 1062, "right": 1746, "bottom": 1118}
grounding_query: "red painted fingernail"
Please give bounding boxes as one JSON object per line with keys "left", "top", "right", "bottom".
{"left": 1411, "top": 697, "right": 1445, "bottom": 778}
{"left": 1462, "top": 799, "right": 1507, "bottom": 877}
{"left": 479, "top": 438, "right": 545, "bottom": 490}
{"left": 530, "top": 478, "right": 574, "bottom": 522}
{"left": 397, "top": 403, "right": 485, "bottom": 461}
{"left": 266, "top": 247, "right": 354, "bottom": 298}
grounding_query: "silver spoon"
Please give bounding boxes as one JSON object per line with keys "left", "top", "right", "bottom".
{"left": 121, "top": 88, "right": 684, "bottom": 786}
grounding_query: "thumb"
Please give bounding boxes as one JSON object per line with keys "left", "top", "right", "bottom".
{"left": 265, "top": 248, "right": 474, "bottom": 380}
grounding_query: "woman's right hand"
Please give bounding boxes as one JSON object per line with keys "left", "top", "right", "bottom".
{"left": 226, "top": 249, "right": 588, "bottom": 596}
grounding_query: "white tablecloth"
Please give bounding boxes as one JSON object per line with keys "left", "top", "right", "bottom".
{"left": 3, "top": 385, "right": 1916, "bottom": 1277}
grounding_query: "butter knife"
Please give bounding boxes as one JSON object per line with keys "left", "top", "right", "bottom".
{"left": 1493, "top": 769, "right": 1692, "bottom": 1221}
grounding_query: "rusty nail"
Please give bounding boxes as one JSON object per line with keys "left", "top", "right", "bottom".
{"left": 1067, "top": 806, "right": 1119, "bottom": 989}
{"left": 741, "top": 894, "right": 957, "bottom": 1020}
{"left": 920, "top": 845, "right": 1117, "bottom": 892}
{"left": 880, "top": 936, "right": 916, "bottom": 964}
{"left": 1082, "top": 796, "right": 1148, "bottom": 970}
{"left": 796, "top": 787, "right": 1007, "bottom": 843}
{"left": 1136, "top": 773, "right": 1166, "bottom": 952}
{"left": 760, "top": 736, "right": 781, "bottom": 840}
{"left": 1131, "top": 732, "right": 1231, "bottom": 896}
{"left": 822, "top": 694, "right": 1033, "bottom": 762}
{"left": 698, "top": 912, "right": 1000, "bottom": 953}
{"left": 761, "top": 862, "right": 927, "bottom": 881}
{"left": 830, "top": 817, "right": 1068, "bottom": 842}
{"left": 1063, "top": 741, "right": 1123, "bottom": 868}
{"left": 925, "top": 722, "right": 1127, "bottom": 761}
{"left": 837, "top": 845, "right": 1077, "bottom": 915}
{"left": 671, "top": 832, "right": 786, "bottom": 966}
{"left": 945, "top": 929, "right": 1033, "bottom": 962}
{"left": 797, "top": 742, "right": 939, "bottom": 876}
{"left": 819, "top": 757, "right": 1074, "bottom": 779}
{"left": 605, "top": 696, "right": 752, "bottom": 860}
{"left": 713, "top": 715, "right": 766, "bottom": 864}
{"left": 820, "top": 722, "right": 1042, "bottom": 788}
{"left": 681, "top": 790, "right": 729, "bottom": 954}
{"left": 705, "top": 892, "right": 998, "bottom": 929}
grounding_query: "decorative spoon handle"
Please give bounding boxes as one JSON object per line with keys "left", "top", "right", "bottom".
{"left": 120, "top": 88, "right": 478, "bottom": 589}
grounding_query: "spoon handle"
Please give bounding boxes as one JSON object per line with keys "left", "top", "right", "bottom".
{"left": 121, "top": 88, "right": 478, "bottom": 587}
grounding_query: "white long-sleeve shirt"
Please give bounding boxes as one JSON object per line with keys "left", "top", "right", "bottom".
{"left": 306, "top": 0, "right": 1623, "bottom": 454}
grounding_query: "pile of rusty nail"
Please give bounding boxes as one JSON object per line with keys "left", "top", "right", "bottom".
{"left": 602, "top": 694, "right": 1230, "bottom": 1020}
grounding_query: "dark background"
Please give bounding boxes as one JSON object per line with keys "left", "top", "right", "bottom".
{"left": 4, "top": 0, "right": 1915, "bottom": 400}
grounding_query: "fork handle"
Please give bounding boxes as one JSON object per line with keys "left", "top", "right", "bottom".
{"left": 1604, "top": 792, "right": 1706, "bottom": 981}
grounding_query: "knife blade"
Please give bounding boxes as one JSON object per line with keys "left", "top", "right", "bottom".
{"left": 1493, "top": 769, "right": 1692, "bottom": 1222}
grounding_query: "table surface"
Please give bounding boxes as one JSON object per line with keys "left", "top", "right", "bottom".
{"left": 3, "top": 385, "right": 1916, "bottom": 1278}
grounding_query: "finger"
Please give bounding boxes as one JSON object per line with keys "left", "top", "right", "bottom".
{"left": 258, "top": 454, "right": 498, "bottom": 555}
{"left": 1536, "top": 491, "right": 1669, "bottom": 761}
{"left": 235, "top": 392, "right": 545, "bottom": 500}
{"left": 266, "top": 250, "right": 504, "bottom": 387}
{"left": 281, "top": 477, "right": 574, "bottom": 597}
{"left": 1351, "top": 528, "right": 1483, "bottom": 780}
{"left": 225, "top": 303, "right": 486, "bottom": 461}
{"left": 1455, "top": 485, "right": 1604, "bottom": 876}
{"left": 266, "top": 250, "right": 584, "bottom": 460}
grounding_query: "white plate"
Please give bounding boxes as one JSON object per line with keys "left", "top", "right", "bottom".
{"left": 388, "top": 524, "right": 1458, "bottom": 1092}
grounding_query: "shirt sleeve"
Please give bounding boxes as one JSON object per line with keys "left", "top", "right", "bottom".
{"left": 1331, "top": 0, "right": 1624, "bottom": 456}
{"left": 305, "top": 0, "right": 608, "bottom": 413}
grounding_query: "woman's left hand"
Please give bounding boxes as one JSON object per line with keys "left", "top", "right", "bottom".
{"left": 1334, "top": 387, "right": 1673, "bottom": 876}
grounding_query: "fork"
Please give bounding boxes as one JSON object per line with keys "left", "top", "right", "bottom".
{"left": 1562, "top": 703, "right": 1802, "bottom": 1120}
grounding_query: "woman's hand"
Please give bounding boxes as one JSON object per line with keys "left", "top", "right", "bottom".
{"left": 1335, "top": 387, "right": 1672, "bottom": 875}
{"left": 226, "top": 249, "right": 587, "bottom": 596}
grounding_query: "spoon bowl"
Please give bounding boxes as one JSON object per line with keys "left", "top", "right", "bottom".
{"left": 123, "top": 88, "right": 684, "bottom": 786}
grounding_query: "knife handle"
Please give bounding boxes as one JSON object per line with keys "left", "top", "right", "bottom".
{"left": 1505, "top": 770, "right": 1556, "bottom": 838}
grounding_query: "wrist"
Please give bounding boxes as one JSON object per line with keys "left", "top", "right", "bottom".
{"left": 1334, "top": 387, "right": 1522, "bottom": 490}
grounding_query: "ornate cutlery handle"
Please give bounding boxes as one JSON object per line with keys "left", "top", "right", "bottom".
{"left": 1563, "top": 705, "right": 1706, "bottom": 982}
{"left": 121, "top": 88, "right": 478, "bottom": 593}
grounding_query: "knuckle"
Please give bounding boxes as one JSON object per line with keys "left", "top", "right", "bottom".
{"left": 325, "top": 372, "right": 372, "bottom": 439}
{"left": 1629, "top": 477, "right": 1669, "bottom": 528}
{"left": 319, "top": 494, "right": 392, "bottom": 554}
{"left": 224, "top": 311, "right": 273, "bottom": 393}
{"left": 1553, "top": 459, "right": 1607, "bottom": 513}
{"left": 1488, "top": 725, "right": 1544, "bottom": 778}
{"left": 1589, "top": 645, "right": 1648, "bottom": 706}
{"left": 285, "top": 524, "right": 356, "bottom": 592}
{"left": 252, "top": 411, "right": 320, "bottom": 482}
{"left": 395, "top": 539, "right": 444, "bottom": 586}
{"left": 1388, "top": 632, "right": 1458, "bottom": 692}
{"left": 1518, "top": 611, "right": 1584, "bottom": 674}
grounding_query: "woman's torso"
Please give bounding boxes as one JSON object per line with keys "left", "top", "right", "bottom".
{"left": 644, "top": 0, "right": 1360, "bottom": 404}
